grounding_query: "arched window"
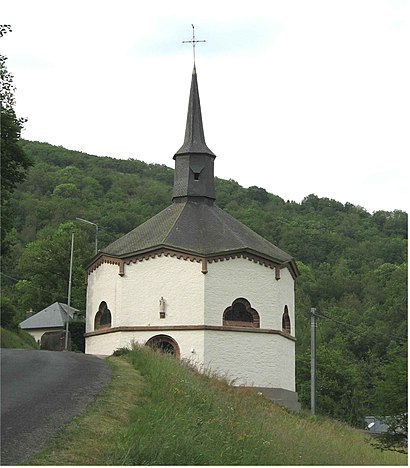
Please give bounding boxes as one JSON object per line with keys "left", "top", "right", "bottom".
{"left": 146, "top": 335, "right": 180, "bottom": 358}
{"left": 282, "top": 305, "right": 291, "bottom": 334}
{"left": 94, "top": 301, "right": 112, "bottom": 330}
{"left": 223, "top": 298, "right": 260, "bottom": 328}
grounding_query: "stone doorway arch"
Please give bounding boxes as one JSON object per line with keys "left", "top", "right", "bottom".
{"left": 145, "top": 334, "right": 180, "bottom": 358}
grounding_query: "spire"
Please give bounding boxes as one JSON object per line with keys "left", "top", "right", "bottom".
{"left": 173, "top": 66, "right": 216, "bottom": 202}
{"left": 174, "top": 66, "right": 215, "bottom": 157}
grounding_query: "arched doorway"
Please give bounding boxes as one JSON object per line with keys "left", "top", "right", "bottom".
{"left": 145, "top": 334, "right": 180, "bottom": 358}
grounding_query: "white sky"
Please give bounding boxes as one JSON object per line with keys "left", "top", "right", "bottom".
{"left": 2, "top": 0, "right": 409, "bottom": 213}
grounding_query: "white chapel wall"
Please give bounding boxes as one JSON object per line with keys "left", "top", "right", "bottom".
{"left": 277, "top": 267, "right": 296, "bottom": 333}
{"left": 202, "top": 257, "right": 296, "bottom": 392}
{"left": 204, "top": 257, "right": 295, "bottom": 332}
{"left": 86, "top": 256, "right": 205, "bottom": 333}
{"left": 203, "top": 330, "right": 295, "bottom": 391}
{"left": 85, "top": 329, "right": 125, "bottom": 354}
{"left": 118, "top": 256, "right": 205, "bottom": 327}
{"left": 85, "top": 256, "right": 207, "bottom": 357}
{"left": 86, "top": 263, "right": 121, "bottom": 333}
{"left": 85, "top": 255, "right": 296, "bottom": 392}
{"left": 85, "top": 329, "right": 205, "bottom": 364}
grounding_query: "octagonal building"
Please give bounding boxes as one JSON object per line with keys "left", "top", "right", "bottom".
{"left": 85, "top": 65, "right": 300, "bottom": 410}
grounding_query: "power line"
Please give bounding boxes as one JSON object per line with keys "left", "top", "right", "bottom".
{"left": 0, "top": 272, "right": 69, "bottom": 299}
{"left": 315, "top": 310, "right": 407, "bottom": 343}
{"left": 1, "top": 272, "right": 25, "bottom": 283}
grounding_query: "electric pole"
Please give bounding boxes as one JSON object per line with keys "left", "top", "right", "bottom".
{"left": 311, "top": 307, "right": 317, "bottom": 415}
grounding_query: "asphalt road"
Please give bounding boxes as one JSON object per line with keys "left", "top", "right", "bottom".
{"left": 1, "top": 349, "right": 112, "bottom": 465}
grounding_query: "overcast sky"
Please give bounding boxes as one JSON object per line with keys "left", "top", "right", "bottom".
{"left": 2, "top": 0, "right": 409, "bottom": 213}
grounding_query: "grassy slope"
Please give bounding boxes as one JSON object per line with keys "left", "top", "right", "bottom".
{"left": 28, "top": 356, "right": 144, "bottom": 465}
{"left": 0, "top": 327, "right": 39, "bottom": 349}
{"left": 28, "top": 347, "right": 406, "bottom": 466}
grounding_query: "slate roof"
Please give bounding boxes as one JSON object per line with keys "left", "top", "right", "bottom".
{"left": 101, "top": 199, "right": 295, "bottom": 267}
{"left": 19, "top": 302, "right": 78, "bottom": 330}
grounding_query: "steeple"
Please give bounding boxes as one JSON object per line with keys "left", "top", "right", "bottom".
{"left": 173, "top": 66, "right": 216, "bottom": 203}
{"left": 175, "top": 66, "right": 215, "bottom": 158}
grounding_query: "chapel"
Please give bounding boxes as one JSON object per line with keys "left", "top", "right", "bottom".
{"left": 85, "top": 64, "right": 300, "bottom": 410}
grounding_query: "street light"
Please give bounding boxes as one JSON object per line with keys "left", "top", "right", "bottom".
{"left": 76, "top": 217, "right": 98, "bottom": 255}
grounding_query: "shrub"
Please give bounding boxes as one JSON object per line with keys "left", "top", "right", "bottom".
{"left": 112, "top": 347, "right": 131, "bottom": 356}
{"left": 68, "top": 320, "right": 85, "bottom": 352}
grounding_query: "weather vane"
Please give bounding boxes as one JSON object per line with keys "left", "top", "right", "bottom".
{"left": 182, "top": 24, "right": 205, "bottom": 64}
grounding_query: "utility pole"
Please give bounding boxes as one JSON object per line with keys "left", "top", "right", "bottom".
{"left": 311, "top": 307, "right": 317, "bottom": 415}
{"left": 64, "top": 233, "right": 74, "bottom": 351}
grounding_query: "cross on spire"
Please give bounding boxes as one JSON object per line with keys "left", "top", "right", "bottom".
{"left": 182, "top": 24, "right": 205, "bottom": 64}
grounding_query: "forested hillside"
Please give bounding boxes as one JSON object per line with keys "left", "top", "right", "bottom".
{"left": 1, "top": 140, "right": 407, "bottom": 432}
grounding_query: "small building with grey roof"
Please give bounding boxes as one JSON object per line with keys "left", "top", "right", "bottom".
{"left": 19, "top": 302, "right": 78, "bottom": 344}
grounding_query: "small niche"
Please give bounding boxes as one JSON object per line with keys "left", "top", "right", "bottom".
{"left": 159, "top": 297, "right": 166, "bottom": 319}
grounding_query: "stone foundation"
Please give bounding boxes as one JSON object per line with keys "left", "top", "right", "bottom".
{"left": 254, "top": 387, "right": 301, "bottom": 412}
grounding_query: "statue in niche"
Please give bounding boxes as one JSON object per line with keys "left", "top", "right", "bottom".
{"left": 159, "top": 297, "right": 166, "bottom": 319}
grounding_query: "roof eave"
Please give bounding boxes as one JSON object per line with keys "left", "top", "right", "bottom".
{"left": 85, "top": 251, "right": 105, "bottom": 270}
{"left": 89, "top": 244, "right": 299, "bottom": 278}
{"left": 20, "top": 324, "right": 65, "bottom": 330}
{"left": 173, "top": 149, "right": 216, "bottom": 160}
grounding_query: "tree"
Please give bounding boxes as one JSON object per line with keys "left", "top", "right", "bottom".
{"left": 1, "top": 25, "right": 33, "bottom": 254}
{"left": 16, "top": 222, "right": 93, "bottom": 315}
{"left": 373, "top": 343, "right": 408, "bottom": 451}
{"left": 297, "top": 345, "right": 365, "bottom": 426}
{"left": 0, "top": 295, "right": 21, "bottom": 329}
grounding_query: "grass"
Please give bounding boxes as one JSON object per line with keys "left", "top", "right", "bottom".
{"left": 27, "top": 346, "right": 407, "bottom": 465}
{"left": 27, "top": 356, "right": 145, "bottom": 465}
{"left": 0, "top": 327, "right": 40, "bottom": 349}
